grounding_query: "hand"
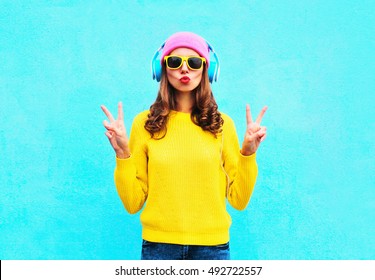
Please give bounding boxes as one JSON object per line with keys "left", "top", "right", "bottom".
{"left": 101, "top": 102, "right": 130, "bottom": 158}
{"left": 241, "top": 104, "right": 268, "bottom": 156}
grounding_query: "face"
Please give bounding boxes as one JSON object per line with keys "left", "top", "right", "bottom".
{"left": 165, "top": 48, "right": 204, "bottom": 94}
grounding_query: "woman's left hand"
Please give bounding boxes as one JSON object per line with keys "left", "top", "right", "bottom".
{"left": 241, "top": 104, "right": 268, "bottom": 156}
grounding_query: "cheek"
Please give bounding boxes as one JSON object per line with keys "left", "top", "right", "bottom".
{"left": 166, "top": 70, "right": 179, "bottom": 82}
{"left": 192, "top": 71, "right": 203, "bottom": 84}
{"left": 192, "top": 70, "right": 202, "bottom": 78}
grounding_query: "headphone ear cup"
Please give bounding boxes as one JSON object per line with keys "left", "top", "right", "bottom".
{"left": 207, "top": 60, "right": 217, "bottom": 83}
{"left": 153, "top": 58, "right": 162, "bottom": 82}
{"left": 206, "top": 42, "right": 220, "bottom": 83}
{"left": 151, "top": 43, "right": 165, "bottom": 82}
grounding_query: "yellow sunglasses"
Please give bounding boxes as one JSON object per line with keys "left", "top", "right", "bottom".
{"left": 164, "top": 55, "right": 206, "bottom": 70}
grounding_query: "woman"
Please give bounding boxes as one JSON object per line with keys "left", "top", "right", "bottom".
{"left": 101, "top": 32, "right": 267, "bottom": 260}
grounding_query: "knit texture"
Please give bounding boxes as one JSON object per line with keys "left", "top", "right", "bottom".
{"left": 161, "top": 32, "right": 210, "bottom": 67}
{"left": 114, "top": 110, "right": 258, "bottom": 245}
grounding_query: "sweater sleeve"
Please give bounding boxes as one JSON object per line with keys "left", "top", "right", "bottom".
{"left": 222, "top": 114, "right": 258, "bottom": 210}
{"left": 114, "top": 112, "right": 149, "bottom": 214}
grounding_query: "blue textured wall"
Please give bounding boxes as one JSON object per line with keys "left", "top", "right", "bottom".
{"left": 0, "top": 0, "right": 374, "bottom": 260}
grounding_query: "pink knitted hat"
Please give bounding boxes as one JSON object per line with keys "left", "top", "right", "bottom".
{"left": 161, "top": 32, "right": 210, "bottom": 68}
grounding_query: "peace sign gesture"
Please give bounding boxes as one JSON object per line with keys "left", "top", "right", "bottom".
{"left": 240, "top": 104, "right": 268, "bottom": 156}
{"left": 101, "top": 102, "right": 130, "bottom": 159}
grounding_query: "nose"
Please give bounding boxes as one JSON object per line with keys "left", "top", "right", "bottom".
{"left": 180, "top": 61, "right": 189, "bottom": 73}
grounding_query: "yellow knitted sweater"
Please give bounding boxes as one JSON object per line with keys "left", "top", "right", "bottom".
{"left": 114, "top": 110, "right": 258, "bottom": 245}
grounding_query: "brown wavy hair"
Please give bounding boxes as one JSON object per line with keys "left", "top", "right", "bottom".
{"left": 145, "top": 66, "right": 224, "bottom": 139}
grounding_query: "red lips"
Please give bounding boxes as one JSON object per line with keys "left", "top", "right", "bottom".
{"left": 180, "top": 76, "right": 190, "bottom": 84}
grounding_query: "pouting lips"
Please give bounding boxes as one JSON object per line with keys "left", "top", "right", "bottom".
{"left": 180, "top": 76, "right": 190, "bottom": 84}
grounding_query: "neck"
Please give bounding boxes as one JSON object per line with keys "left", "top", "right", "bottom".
{"left": 174, "top": 91, "right": 194, "bottom": 113}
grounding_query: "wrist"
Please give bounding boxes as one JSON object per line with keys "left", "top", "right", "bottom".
{"left": 116, "top": 148, "right": 130, "bottom": 159}
{"left": 240, "top": 149, "right": 254, "bottom": 156}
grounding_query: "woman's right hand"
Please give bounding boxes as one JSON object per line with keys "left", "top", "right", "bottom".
{"left": 101, "top": 102, "right": 130, "bottom": 159}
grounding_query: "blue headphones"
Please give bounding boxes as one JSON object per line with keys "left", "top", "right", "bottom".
{"left": 151, "top": 41, "right": 220, "bottom": 83}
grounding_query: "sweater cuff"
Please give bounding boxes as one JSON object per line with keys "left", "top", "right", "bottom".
{"left": 239, "top": 151, "right": 256, "bottom": 160}
{"left": 115, "top": 155, "right": 134, "bottom": 171}
{"left": 238, "top": 151, "right": 257, "bottom": 167}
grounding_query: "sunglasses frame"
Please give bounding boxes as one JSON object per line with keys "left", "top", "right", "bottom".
{"left": 164, "top": 55, "right": 206, "bottom": 70}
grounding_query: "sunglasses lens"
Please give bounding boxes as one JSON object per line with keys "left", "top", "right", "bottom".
{"left": 166, "top": 56, "right": 182, "bottom": 68}
{"left": 188, "top": 57, "right": 203, "bottom": 69}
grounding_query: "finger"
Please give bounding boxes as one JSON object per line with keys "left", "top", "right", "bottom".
{"left": 103, "top": 120, "right": 121, "bottom": 135}
{"left": 105, "top": 131, "right": 118, "bottom": 148}
{"left": 260, "top": 134, "right": 267, "bottom": 142}
{"left": 256, "top": 125, "right": 266, "bottom": 135}
{"left": 103, "top": 120, "right": 116, "bottom": 130}
{"left": 246, "top": 104, "right": 253, "bottom": 125}
{"left": 246, "top": 127, "right": 265, "bottom": 141}
{"left": 258, "top": 126, "right": 267, "bottom": 139}
{"left": 105, "top": 131, "right": 113, "bottom": 139}
{"left": 257, "top": 130, "right": 266, "bottom": 137}
{"left": 117, "top": 101, "right": 124, "bottom": 121}
{"left": 249, "top": 123, "right": 261, "bottom": 133}
{"left": 255, "top": 106, "right": 268, "bottom": 124}
{"left": 101, "top": 105, "right": 115, "bottom": 122}
{"left": 103, "top": 120, "right": 112, "bottom": 130}
{"left": 258, "top": 126, "right": 267, "bottom": 134}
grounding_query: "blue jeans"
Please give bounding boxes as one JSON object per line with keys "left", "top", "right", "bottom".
{"left": 141, "top": 240, "right": 230, "bottom": 260}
